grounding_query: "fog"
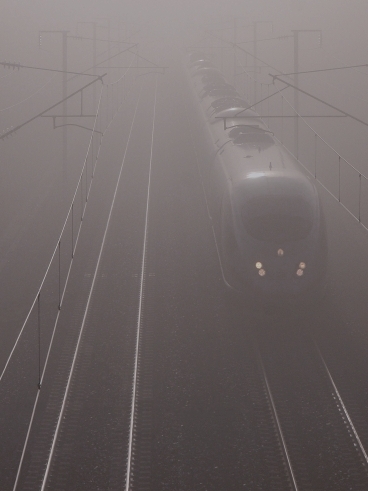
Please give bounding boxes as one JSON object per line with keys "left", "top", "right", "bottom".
{"left": 2, "top": 0, "right": 368, "bottom": 489}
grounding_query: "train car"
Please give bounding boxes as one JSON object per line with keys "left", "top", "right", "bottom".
{"left": 185, "top": 52, "right": 327, "bottom": 308}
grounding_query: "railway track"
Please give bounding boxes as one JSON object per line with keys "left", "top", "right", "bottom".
{"left": 0, "top": 77, "right": 155, "bottom": 490}
{"left": 4, "top": 54, "right": 368, "bottom": 491}
{"left": 255, "top": 326, "right": 368, "bottom": 490}
{"left": 182, "top": 58, "right": 368, "bottom": 489}
{"left": 181, "top": 65, "right": 297, "bottom": 489}
{"left": 37, "top": 75, "right": 159, "bottom": 490}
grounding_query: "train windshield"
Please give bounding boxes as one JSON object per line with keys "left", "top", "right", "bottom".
{"left": 232, "top": 132, "right": 274, "bottom": 149}
{"left": 241, "top": 195, "right": 313, "bottom": 242}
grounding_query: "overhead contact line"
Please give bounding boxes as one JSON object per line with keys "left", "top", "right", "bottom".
{"left": 281, "top": 63, "right": 368, "bottom": 76}
{"left": 39, "top": 83, "right": 144, "bottom": 491}
{"left": 270, "top": 73, "right": 368, "bottom": 128}
{"left": 0, "top": 74, "right": 105, "bottom": 140}
{"left": 9, "top": 63, "right": 137, "bottom": 489}
{"left": 0, "top": 61, "right": 100, "bottom": 77}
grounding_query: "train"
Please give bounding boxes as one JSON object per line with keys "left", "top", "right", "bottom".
{"left": 184, "top": 51, "right": 327, "bottom": 308}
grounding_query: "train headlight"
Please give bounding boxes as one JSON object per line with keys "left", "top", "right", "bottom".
{"left": 299, "top": 262, "right": 306, "bottom": 269}
{"left": 296, "top": 269, "right": 304, "bottom": 277}
{"left": 255, "top": 262, "right": 263, "bottom": 269}
{"left": 259, "top": 269, "right": 266, "bottom": 276}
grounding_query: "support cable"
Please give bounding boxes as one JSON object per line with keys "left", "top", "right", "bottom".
{"left": 11, "top": 67, "right": 137, "bottom": 490}
{"left": 0, "top": 86, "right": 103, "bottom": 387}
{"left": 281, "top": 63, "right": 368, "bottom": 76}
{"left": 67, "top": 44, "right": 138, "bottom": 83}
{"left": 0, "top": 61, "right": 100, "bottom": 77}
{"left": 0, "top": 74, "right": 57, "bottom": 113}
{"left": 39, "top": 80, "right": 143, "bottom": 491}
{"left": 271, "top": 74, "right": 368, "bottom": 128}
{"left": 0, "top": 75, "right": 105, "bottom": 140}
{"left": 271, "top": 80, "right": 368, "bottom": 232}
{"left": 1, "top": 63, "right": 135, "bottom": 387}
{"left": 206, "top": 29, "right": 290, "bottom": 79}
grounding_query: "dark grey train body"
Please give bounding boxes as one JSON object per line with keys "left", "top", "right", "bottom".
{"left": 185, "top": 53, "right": 327, "bottom": 307}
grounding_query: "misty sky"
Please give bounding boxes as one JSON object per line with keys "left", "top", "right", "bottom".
{"left": 1, "top": 0, "right": 368, "bottom": 56}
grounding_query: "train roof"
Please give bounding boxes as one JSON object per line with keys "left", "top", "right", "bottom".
{"left": 238, "top": 171, "right": 315, "bottom": 197}
{"left": 185, "top": 57, "right": 319, "bottom": 206}
{"left": 192, "top": 67, "right": 222, "bottom": 77}
{"left": 224, "top": 141, "right": 315, "bottom": 194}
{"left": 215, "top": 107, "right": 257, "bottom": 118}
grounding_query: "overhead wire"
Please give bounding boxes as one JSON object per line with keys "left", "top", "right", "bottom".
{"left": 0, "top": 60, "right": 135, "bottom": 385}
{"left": 272, "top": 79, "right": 368, "bottom": 232}
{"left": 40, "top": 70, "right": 143, "bottom": 491}
{"left": 226, "top": 31, "right": 368, "bottom": 231}
{"left": 0, "top": 74, "right": 57, "bottom": 112}
{"left": 8, "top": 62, "right": 137, "bottom": 490}
{"left": 10, "top": 85, "right": 104, "bottom": 491}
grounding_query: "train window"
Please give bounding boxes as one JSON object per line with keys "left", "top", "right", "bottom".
{"left": 233, "top": 132, "right": 274, "bottom": 149}
{"left": 193, "top": 67, "right": 221, "bottom": 77}
{"left": 203, "top": 82, "right": 233, "bottom": 92}
{"left": 208, "top": 88, "right": 239, "bottom": 98}
{"left": 189, "top": 52, "right": 206, "bottom": 63}
{"left": 212, "top": 99, "right": 248, "bottom": 112}
{"left": 202, "top": 83, "right": 235, "bottom": 98}
{"left": 241, "top": 195, "right": 313, "bottom": 242}
{"left": 191, "top": 60, "right": 214, "bottom": 68}
{"left": 228, "top": 126, "right": 262, "bottom": 139}
{"left": 216, "top": 107, "right": 255, "bottom": 118}
{"left": 201, "top": 74, "right": 226, "bottom": 84}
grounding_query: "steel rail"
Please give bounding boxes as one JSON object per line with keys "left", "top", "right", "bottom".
{"left": 255, "top": 343, "right": 300, "bottom": 491}
{"left": 12, "top": 71, "right": 138, "bottom": 491}
{"left": 11, "top": 86, "right": 104, "bottom": 490}
{"left": 39, "top": 84, "right": 143, "bottom": 491}
{"left": 313, "top": 339, "right": 368, "bottom": 464}
{"left": 125, "top": 73, "right": 158, "bottom": 491}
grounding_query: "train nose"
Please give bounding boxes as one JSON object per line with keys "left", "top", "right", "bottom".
{"left": 253, "top": 252, "right": 308, "bottom": 281}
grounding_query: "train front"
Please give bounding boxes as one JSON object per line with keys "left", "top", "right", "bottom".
{"left": 227, "top": 172, "right": 327, "bottom": 307}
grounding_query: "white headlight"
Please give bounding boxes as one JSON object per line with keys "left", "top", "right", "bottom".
{"left": 299, "top": 262, "right": 306, "bottom": 269}
{"left": 255, "top": 262, "right": 262, "bottom": 269}
{"left": 277, "top": 249, "right": 284, "bottom": 256}
{"left": 259, "top": 269, "right": 266, "bottom": 276}
{"left": 296, "top": 269, "right": 304, "bottom": 276}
